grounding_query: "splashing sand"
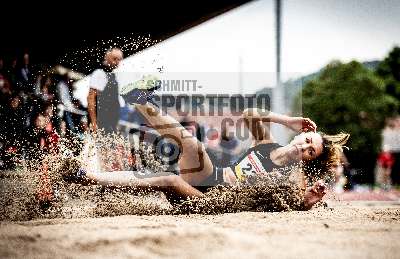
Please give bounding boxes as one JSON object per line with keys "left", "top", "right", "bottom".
{"left": 0, "top": 132, "right": 320, "bottom": 221}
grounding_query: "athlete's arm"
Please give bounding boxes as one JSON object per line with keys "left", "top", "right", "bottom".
{"left": 242, "top": 108, "right": 272, "bottom": 143}
{"left": 87, "top": 88, "right": 98, "bottom": 131}
{"left": 242, "top": 108, "right": 317, "bottom": 142}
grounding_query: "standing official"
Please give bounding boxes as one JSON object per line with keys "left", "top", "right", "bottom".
{"left": 87, "top": 48, "right": 123, "bottom": 133}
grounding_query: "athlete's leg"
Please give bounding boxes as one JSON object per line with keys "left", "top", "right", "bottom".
{"left": 135, "top": 103, "right": 213, "bottom": 186}
{"left": 86, "top": 170, "right": 204, "bottom": 200}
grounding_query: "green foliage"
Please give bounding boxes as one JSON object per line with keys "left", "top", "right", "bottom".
{"left": 294, "top": 60, "right": 398, "bottom": 156}
{"left": 376, "top": 46, "right": 400, "bottom": 104}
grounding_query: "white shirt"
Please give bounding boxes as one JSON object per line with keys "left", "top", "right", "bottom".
{"left": 382, "top": 128, "right": 400, "bottom": 152}
{"left": 89, "top": 69, "right": 108, "bottom": 92}
{"left": 89, "top": 69, "right": 125, "bottom": 107}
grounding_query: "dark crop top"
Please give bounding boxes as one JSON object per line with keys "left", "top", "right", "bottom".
{"left": 230, "top": 142, "right": 284, "bottom": 181}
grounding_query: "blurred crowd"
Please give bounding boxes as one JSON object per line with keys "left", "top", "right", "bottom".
{"left": 0, "top": 50, "right": 244, "bottom": 172}
{"left": 375, "top": 117, "right": 400, "bottom": 189}
{"left": 0, "top": 52, "right": 87, "bottom": 169}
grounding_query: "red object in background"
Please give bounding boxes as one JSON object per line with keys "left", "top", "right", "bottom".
{"left": 128, "top": 154, "right": 136, "bottom": 166}
{"left": 39, "top": 122, "right": 60, "bottom": 152}
{"left": 46, "top": 122, "right": 60, "bottom": 149}
{"left": 7, "top": 146, "right": 17, "bottom": 153}
{"left": 48, "top": 131, "right": 60, "bottom": 151}
{"left": 36, "top": 162, "right": 53, "bottom": 203}
{"left": 36, "top": 123, "right": 60, "bottom": 204}
{"left": 377, "top": 151, "right": 395, "bottom": 168}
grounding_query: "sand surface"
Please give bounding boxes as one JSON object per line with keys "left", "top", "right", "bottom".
{"left": 1, "top": 201, "right": 399, "bottom": 259}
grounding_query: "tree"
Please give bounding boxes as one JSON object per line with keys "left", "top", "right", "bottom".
{"left": 294, "top": 60, "right": 398, "bottom": 183}
{"left": 376, "top": 46, "right": 400, "bottom": 110}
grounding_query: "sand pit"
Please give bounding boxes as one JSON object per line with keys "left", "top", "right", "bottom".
{"left": 0, "top": 201, "right": 399, "bottom": 259}
{"left": 1, "top": 135, "right": 399, "bottom": 258}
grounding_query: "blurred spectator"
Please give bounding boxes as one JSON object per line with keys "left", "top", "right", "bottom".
{"left": 34, "top": 75, "right": 43, "bottom": 96}
{"left": 0, "top": 57, "right": 12, "bottom": 97}
{"left": 5, "top": 94, "right": 25, "bottom": 143}
{"left": 56, "top": 74, "right": 76, "bottom": 132}
{"left": 87, "top": 48, "right": 123, "bottom": 133}
{"left": 5, "top": 56, "right": 18, "bottom": 88}
{"left": 38, "top": 75, "right": 55, "bottom": 102}
{"left": 0, "top": 50, "right": 91, "bottom": 169}
{"left": 375, "top": 145, "right": 394, "bottom": 190}
{"left": 382, "top": 117, "right": 400, "bottom": 185}
{"left": 0, "top": 94, "right": 25, "bottom": 169}
{"left": 16, "top": 52, "right": 34, "bottom": 92}
{"left": 24, "top": 105, "right": 59, "bottom": 159}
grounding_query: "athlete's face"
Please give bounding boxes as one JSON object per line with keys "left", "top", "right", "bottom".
{"left": 105, "top": 49, "right": 123, "bottom": 69}
{"left": 288, "top": 132, "right": 323, "bottom": 161}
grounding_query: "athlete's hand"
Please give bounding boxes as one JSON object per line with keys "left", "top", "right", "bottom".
{"left": 303, "top": 180, "right": 327, "bottom": 210}
{"left": 286, "top": 117, "right": 317, "bottom": 133}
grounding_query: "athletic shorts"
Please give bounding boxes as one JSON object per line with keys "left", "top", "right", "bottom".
{"left": 194, "top": 166, "right": 226, "bottom": 193}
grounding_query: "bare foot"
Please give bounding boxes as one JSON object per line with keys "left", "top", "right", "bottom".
{"left": 303, "top": 180, "right": 327, "bottom": 210}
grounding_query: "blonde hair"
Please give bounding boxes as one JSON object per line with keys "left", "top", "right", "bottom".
{"left": 303, "top": 132, "right": 350, "bottom": 181}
